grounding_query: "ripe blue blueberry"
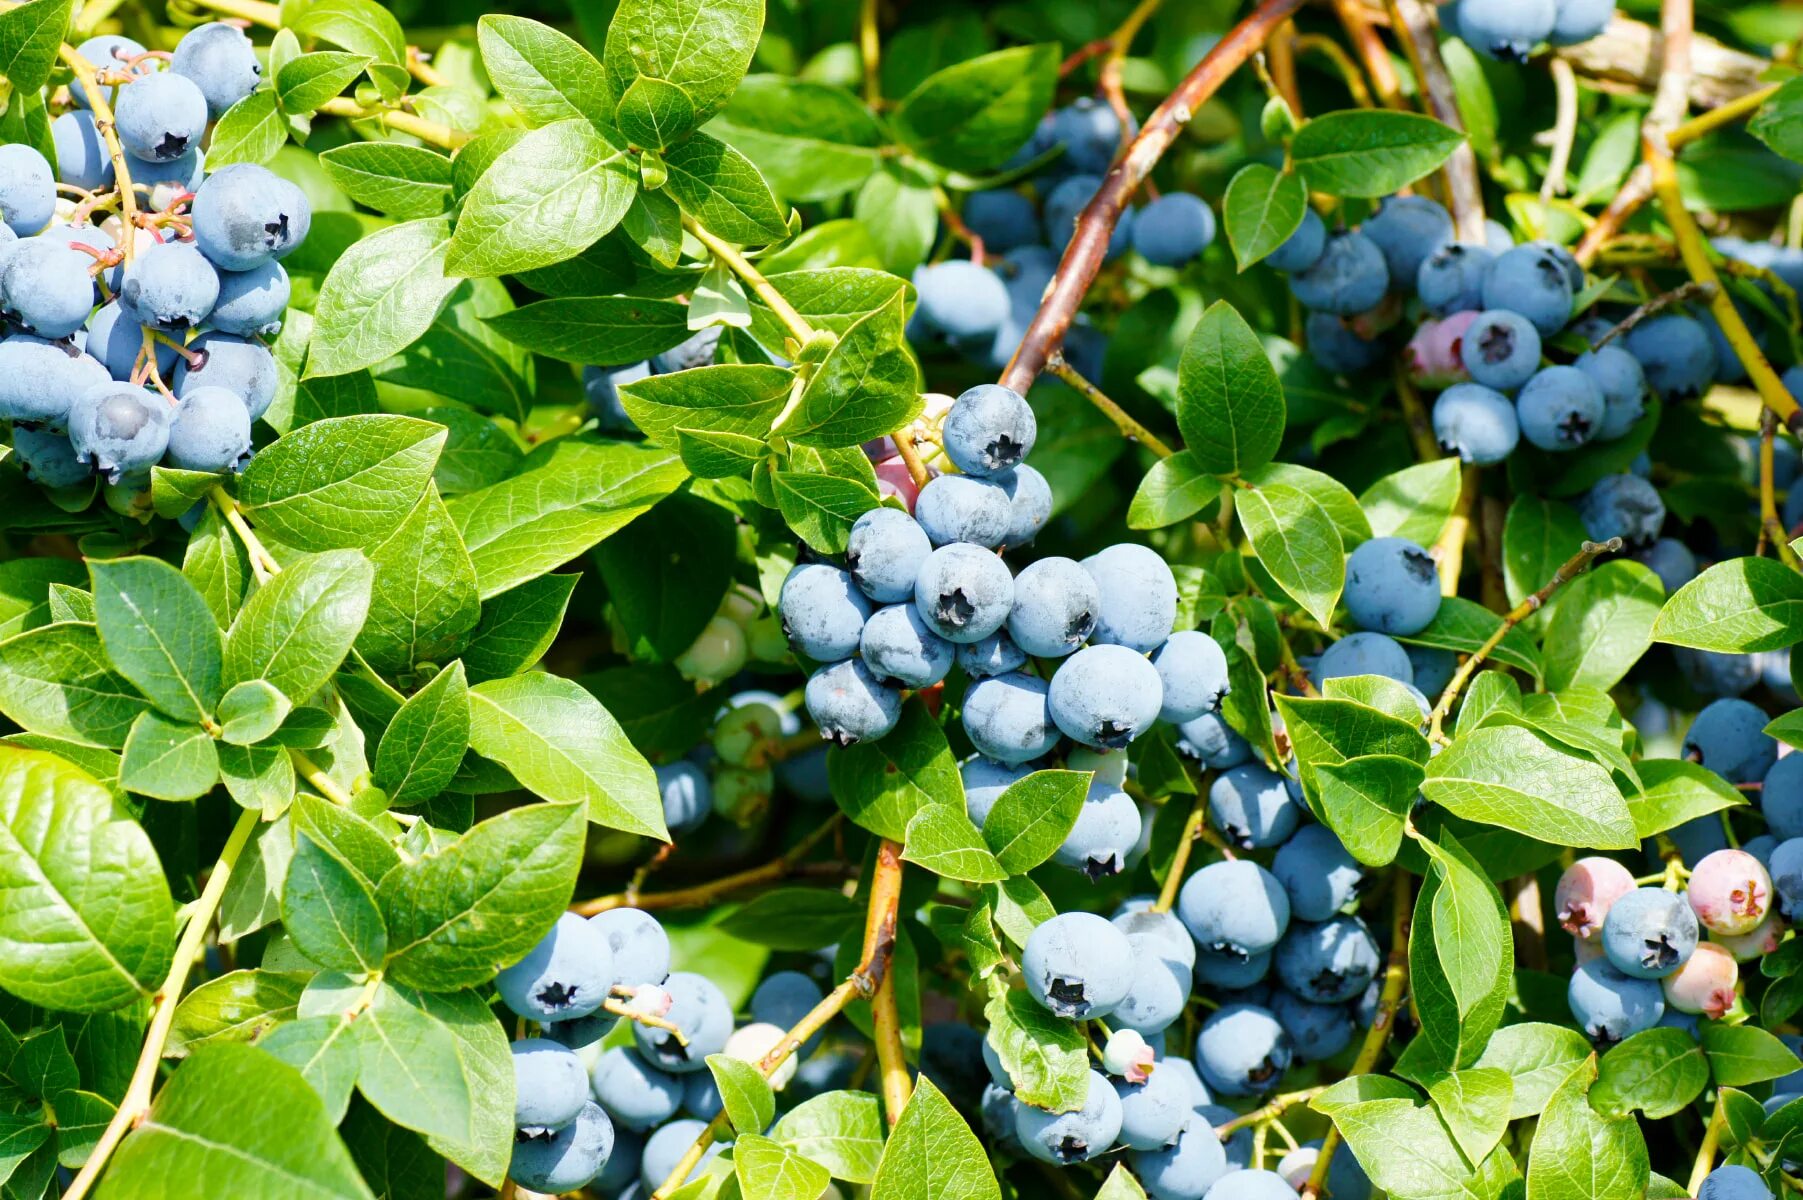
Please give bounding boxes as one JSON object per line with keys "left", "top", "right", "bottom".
{"left": 1265, "top": 208, "right": 1326, "bottom": 273}
{"left": 914, "top": 473, "right": 1013, "bottom": 548}
{"left": 681, "top": 1070, "right": 723, "bottom": 1120}
{"left": 513, "top": 1037, "right": 591, "bottom": 1132}
{"left": 114, "top": 71, "right": 209, "bottom": 163}
{"left": 1209, "top": 764, "right": 1303, "bottom": 850}
{"left": 69, "top": 35, "right": 145, "bottom": 109}
{"left": 1151, "top": 630, "right": 1230, "bottom": 723}
{"left": 1052, "top": 777, "right": 1142, "bottom": 879}
{"left": 651, "top": 326, "right": 720, "bottom": 374}
{"left": 914, "top": 542, "right": 1014, "bottom": 643}
{"left": 1049, "top": 643, "right": 1163, "bottom": 750}
{"left": 1270, "top": 990, "right": 1355, "bottom": 1062}
{"left": 1518, "top": 364, "right": 1605, "bottom": 451}
{"left": 164, "top": 385, "right": 251, "bottom": 473}
{"left": 589, "top": 1047, "right": 683, "bottom": 1132}
{"left": 1762, "top": 755, "right": 1803, "bottom": 841}
{"left": 1008, "top": 556, "right": 1100, "bottom": 657}
{"left": 1416, "top": 242, "right": 1495, "bottom": 316}
{"left": 12, "top": 428, "right": 89, "bottom": 489}
{"left": 1015, "top": 1068, "right": 1124, "bottom": 1164}
{"left": 910, "top": 260, "right": 1009, "bottom": 344}
{"left": 1133, "top": 192, "right": 1216, "bottom": 266}
{"left": 1043, "top": 174, "right": 1135, "bottom": 258}
{"left": 1550, "top": 0, "right": 1619, "bottom": 45}
{"left": 1459, "top": 309, "right": 1542, "bottom": 391}
{"left": 1772, "top": 839, "right": 1803, "bottom": 921}
{"left": 1115, "top": 908, "right": 1197, "bottom": 970}
{"left": 1624, "top": 314, "right": 1717, "bottom": 400}
{"left": 192, "top": 163, "right": 312, "bottom": 270}
{"left": 1052, "top": 97, "right": 1128, "bottom": 173}
{"left": 170, "top": 23, "right": 263, "bottom": 119}
{"left": 639, "top": 1118, "right": 719, "bottom": 1190}
{"left": 751, "top": 970, "right": 825, "bottom": 1055}
{"left": 1305, "top": 312, "right": 1383, "bottom": 375}
{"left": 1131, "top": 1112, "right": 1230, "bottom": 1200}
{"left": 860, "top": 602, "right": 955, "bottom": 687}
{"left": 804, "top": 658, "right": 902, "bottom": 745}
{"left": 1195, "top": 947, "right": 1273, "bottom": 991}
{"left": 1289, "top": 230, "right": 1389, "bottom": 316}
{"left": 1678, "top": 649, "right": 1759, "bottom": 698}
{"left": 1634, "top": 538, "right": 1696, "bottom": 595}
{"left": 1568, "top": 957, "right": 1665, "bottom": 1045}
{"left": 1316, "top": 631, "right": 1414, "bottom": 686}
{"left": 1362, "top": 196, "right": 1453, "bottom": 292}
{"left": 1195, "top": 1004, "right": 1292, "bottom": 1097}
{"left": 0, "top": 335, "right": 111, "bottom": 430}
{"left": 958, "top": 628, "right": 1029, "bottom": 680}
{"left": 85, "top": 300, "right": 173, "bottom": 384}
{"left": 943, "top": 384, "right": 1036, "bottom": 477}
{"left": 634, "top": 971, "right": 732, "bottom": 1073}
{"left": 1432, "top": 380, "right": 1520, "bottom": 465}
{"left": 1083, "top": 542, "right": 1178, "bottom": 652}
{"left": 68, "top": 381, "right": 171, "bottom": 483}
{"left": 1483, "top": 245, "right": 1574, "bottom": 335}
{"left": 655, "top": 761, "right": 710, "bottom": 834}
{"left": 1571, "top": 348, "right": 1646, "bottom": 443}
{"left": 1175, "top": 710, "right": 1252, "bottom": 767}
{"left": 1601, "top": 886, "right": 1699, "bottom": 979}
{"left": 1683, "top": 698, "right": 1777, "bottom": 784}
{"left": 845, "top": 507, "right": 932, "bottom": 604}
{"left": 1001, "top": 462, "right": 1054, "bottom": 546}
{"left": 779, "top": 562, "right": 872, "bottom": 662}
{"left": 119, "top": 240, "right": 219, "bottom": 332}
{"left": 1274, "top": 916, "right": 1382, "bottom": 1003}
{"left": 497, "top": 911, "right": 613, "bottom": 1023}
{"left": 1579, "top": 473, "right": 1664, "bottom": 545}
{"left": 2, "top": 239, "right": 99, "bottom": 338}
{"left": 962, "top": 755, "right": 1032, "bottom": 825}
{"left": 127, "top": 146, "right": 206, "bottom": 198}
{"left": 51, "top": 111, "right": 114, "bottom": 192}
{"left": 1458, "top": 0, "right": 1556, "bottom": 60}
{"left": 1345, "top": 536, "right": 1442, "bottom": 636}
{"left": 1110, "top": 950, "right": 1190, "bottom": 1039}
{"left": 1178, "top": 859, "right": 1291, "bottom": 961}
{"left": 590, "top": 907, "right": 671, "bottom": 991}
{"left": 1114, "top": 1062, "right": 1191, "bottom": 1149}
{"left": 1274, "top": 824, "right": 1366, "bottom": 922}
{"left": 511, "top": 1101, "right": 614, "bottom": 1193}
{"left": 981, "top": 1083, "right": 1024, "bottom": 1154}
{"left": 1406, "top": 645, "right": 1457, "bottom": 698}
{"left": 1024, "top": 912, "right": 1135, "bottom": 1018}
{"left": 209, "top": 261, "right": 290, "bottom": 338}
{"left": 583, "top": 361, "right": 649, "bottom": 431}
{"left": 173, "top": 332, "right": 278, "bottom": 421}
{"left": 0, "top": 145, "right": 54, "bottom": 236}
{"left": 961, "top": 190, "right": 1040, "bottom": 254}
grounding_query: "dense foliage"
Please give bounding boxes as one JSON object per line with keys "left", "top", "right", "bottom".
{"left": 6, "top": 0, "right": 1803, "bottom": 1198}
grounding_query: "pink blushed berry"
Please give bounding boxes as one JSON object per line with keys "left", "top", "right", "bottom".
{"left": 1687, "top": 849, "right": 1773, "bottom": 936}
{"left": 1554, "top": 856, "right": 1636, "bottom": 939}
{"left": 1661, "top": 941, "right": 1739, "bottom": 1017}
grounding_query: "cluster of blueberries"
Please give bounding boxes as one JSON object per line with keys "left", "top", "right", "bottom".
{"left": 651, "top": 686, "right": 832, "bottom": 836}
{"left": 1441, "top": 0, "right": 1618, "bottom": 62}
{"left": 0, "top": 24, "right": 302, "bottom": 492}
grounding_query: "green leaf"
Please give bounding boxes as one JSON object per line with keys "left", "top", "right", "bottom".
{"left": 223, "top": 549, "right": 374, "bottom": 707}
{"left": 1401, "top": 596, "right": 1542, "bottom": 679}
{"left": 707, "top": 1054, "right": 776, "bottom": 1135}
{"left": 717, "top": 889, "right": 859, "bottom": 951}
{"left": 0, "top": 746, "right": 172, "bottom": 1012}
{"left": 593, "top": 491, "right": 735, "bottom": 663}
{"left": 446, "top": 440, "right": 688, "bottom": 599}
{"left": 259, "top": 1017, "right": 361, "bottom": 1124}
{"left": 316, "top": 143, "right": 453, "bottom": 218}
{"left": 1592, "top": 1028, "right": 1708, "bottom": 1119}
{"left": 1628, "top": 758, "right": 1743, "bottom": 839}
{"left": 734, "top": 1132, "right": 832, "bottom": 1200}
{"left": 283, "top": 833, "right": 386, "bottom": 971}
{"left": 1524, "top": 1057, "right": 1650, "bottom": 1200}
{"left": 1359, "top": 458, "right": 1462, "bottom": 548}
{"left": 356, "top": 484, "right": 480, "bottom": 674}
{"left": 448, "top": 119, "right": 637, "bottom": 278}
{"left": 275, "top": 51, "right": 371, "bottom": 113}
{"left": 868, "top": 1076, "right": 1000, "bottom": 1200}
{"left": 1417, "top": 1068, "right": 1512, "bottom": 1166}
{"left": 1421, "top": 724, "right": 1637, "bottom": 849}
{"left": 827, "top": 699, "right": 961, "bottom": 841}
{"left": 1176, "top": 301, "right": 1285, "bottom": 477}
{"left": 484, "top": 295, "right": 691, "bottom": 365}
{"left": 1291, "top": 111, "right": 1468, "bottom": 198}
{"left": 377, "top": 801, "right": 584, "bottom": 989}
{"left": 94, "top": 1043, "right": 373, "bottom": 1200}
{"left": 1222, "top": 163, "right": 1307, "bottom": 271}
{"left": 619, "top": 363, "right": 794, "bottom": 447}
{"left": 678, "top": 427, "right": 764, "bottom": 478}
{"left": 0, "top": 622, "right": 154, "bottom": 748}
{"left": 1749, "top": 76, "right": 1803, "bottom": 164}
{"left": 1096, "top": 1165, "right": 1151, "bottom": 1200}
{"left": 1503, "top": 494, "right": 1588, "bottom": 624}
{"left": 1312, "top": 1077, "right": 1492, "bottom": 1200}
{"left": 289, "top": 0, "right": 404, "bottom": 69}
{"left": 1310, "top": 755, "right": 1424, "bottom": 867}
{"left": 460, "top": 575, "right": 576, "bottom": 683}
{"left": 292, "top": 794, "right": 400, "bottom": 886}
{"left": 889, "top": 44, "right": 1059, "bottom": 175}
{"left": 980, "top": 770, "right": 1091, "bottom": 874}
{"left": 119, "top": 710, "right": 219, "bottom": 801}
{"left": 981, "top": 989, "right": 1088, "bottom": 1113}
{"left": 166, "top": 969, "right": 306, "bottom": 1057}
{"left": 1473, "top": 1022, "right": 1594, "bottom": 1118}
{"left": 772, "top": 1091, "right": 885, "bottom": 1183}
{"left": 852, "top": 164, "right": 937, "bottom": 278}
{"left": 1127, "top": 452, "right": 1220, "bottom": 530}
{"left": 307, "top": 218, "right": 461, "bottom": 379}
{"left": 1653, "top": 555, "right": 1803, "bottom": 652}
{"left": 902, "top": 804, "right": 1006, "bottom": 883}
{"left": 184, "top": 506, "right": 251, "bottom": 630}
{"left": 1701, "top": 1022, "right": 1803, "bottom": 1087}
{"left": 602, "top": 0, "right": 761, "bottom": 148}
{"left": 663, "top": 131, "right": 791, "bottom": 244}
{"left": 89, "top": 558, "right": 222, "bottom": 724}
{"left": 236, "top": 416, "right": 446, "bottom": 552}
{"left": 710, "top": 76, "right": 885, "bottom": 203}
{"left": 772, "top": 470, "right": 881, "bottom": 556}
{"left": 217, "top": 679, "right": 291, "bottom": 745}
{"left": 374, "top": 662, "right": 469, "bottom": 807}
{"left": 779, "top": 291, "right": 922, "bottom": 448}
{"left": 1411, "top": 831, "right": 1511, "bottom": 1070}
{"left": 1236, "top": 482, "right": 1344, "bottom": 627}
{"left": 0, "top": 0, "right": 74, "bottom": 94}
{"left": 206, "top": 89, "right": 287, "bottom": 168}
{"left": 476, "top": 14, "right": 611, "bottom": 128}
{"left": 1542, "top": 560, "right": 1664, "bottom": 692}
{"left": 467, "top": 672, "right": 664, "bottom": 839}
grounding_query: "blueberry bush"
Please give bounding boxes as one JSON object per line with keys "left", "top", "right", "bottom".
{"left": 7, "top": 0, "right": 1803, "bottom": 1198}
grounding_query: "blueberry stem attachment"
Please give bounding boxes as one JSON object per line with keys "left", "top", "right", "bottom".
{"left": 1045, "top": 354, "right": 1176, "bottom": 458}
{"left": 683, "top": 215, "right": 816, "bottom": 346}
{"left": 58, "top": 806, "right": 262, "bottom": 1200}
{"left": 1212, "top": 1084, "right": 1329, "bottom": 1137}
{"left": 599, "top": 996, "right": 689, "bottom": 1046}
{"left": 1688, "top": 1092, "right": 1727, "bottom": 1195}
{"left": 56, "top": 43, "right": 140, "bottom": 263}
{"left": 571, "top": 812, "right": 845, "bottom": 915}
{"left": 1152, "top": 793, "right": 1209, "bottom": 913}
{"left": 210, "top": 486, "right": 281, "bottom": 580}
{"left": 891, "top": 429, "right": 932, "bottom": 489}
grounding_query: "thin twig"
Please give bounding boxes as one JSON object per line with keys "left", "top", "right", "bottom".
{"left": 1591, "top": 280, "right": 1715, "bottom": 349}
{"left": 58, "top": 45, "right": 139, "bottom": 263}
{"left": 573, "top": 814, "right": 845, "bottom": 916}
{"left": 1295, "top": 33, "right": 1372, "bottom": 109}
{"left": 1541, "top": 58, "right": 1580, "bottom": 206}
{"left": 865, "top": 839, "right": 912, "bottom": 1123}
{"left": 1667, "top": 81, "right": 1783, "bottom": 149}
{"left": 1046, "top": 354, "right": 1175, "bottom": 457}
{"left": 1215, "top": 1086, "right": 1329, "bottom": 1137}
{"left": 1153, "top": 793, "right": 1209, "bottom": 913}
{"left": 1384, "top": 0, "right": 1485, "bottom": 241}
{"left": 859, "top": 0, "right": 881, "bottom": 107}
{"left": 685, "top": 216, "right": 814, "bottom": 346}
{"left": 316, "top": 96, "right": 468, "bottom": 149}
{"left": 1331, "top": 0, "right": 1406, "bottom": 110}
{"left": 1100, "top": 0, "right": 1165, "bottom": 160}
{"left": 1433, "top": 464, "right": 1478, "bottom": 597}
{"left": 1392, "top": 362, "right": 1440, "bottom": 462}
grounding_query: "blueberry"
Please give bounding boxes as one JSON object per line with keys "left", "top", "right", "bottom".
{"left": 12, "top": 428, "right": 90, "bottom": 489}
{"left": 846, "top": 507, "right": 932, "bottom": 603}
{"left": 1052, "top": 98, "right": 1127, "bottom": 173}
{"left": 127, "top": 146, "right": 207, "bottom": 203}
{"left": 51, "top": 111, "right": 115, "bottom": 192}
{"left": 1550, "top": 0, "right": 1618, "bottom": 45}
{"left": 1460, "top": 309, "right": 1542, "bottom": 391}
{"left": 1345, "top": 537, "right": 1442, "bottom": 636}
{"left": 1416, "top": 242, "right": 1496, "bottom": 316}
{"left": 1579, "top": 474, "right": 1663, "bottom": 545}
{"left": 513, "top": 1037, "right": 591, "bottom": 1131}
{"left": 914, "top": 542, "right": 1014, "bottom": 643}
{"left": 963, "top": 672, "right": 1060, "bottom": 765}
{"left": 1208, "top": 764, "right": 1302, "bottom": 850}
{"left": 69, "top": 35, "right": 146, "bottom": 110}
{"left": 1289, "top": 230, "right": 1389, "bottom": 316}
{"left": 860, "top": 603, "right": 954, "bottom": 687}
{"left": 1273, "top": 825, "right": 1366, "bottom": 922}
{"left": 1049, "top": 644, "right": 1163, "bottom": 750}
{"left": 1554, "top": 856, "right": 1636, "bottom": 939}
{"left": 164, "top": 385, "right": 251, "bottom": 472}
{"left": 633, "top": 971, "right": 732, "bottom": 1073}
{"left": 1195, "top": 948, "right": 1274, "bottom": 991}
{"left": 1764, "top": 754, "right": 1803, "bottom": 840}
{"left": 1174, "top": 711, "right": 1251, "bottom": 768}
{"left": 1052, "top": 777, "right": 1142, "bottom": 879}
{"left": 1458, "top": 0, "right": 1556, "bottom": 59}
{"left": 957, "top": 628, "right": 1029, "bottom": 679}
{"left": 590, "top": 1046, "right": 683, "bottom": 1131}
{"left": 1406, "top": 645, "right": 1457, "bottom": 698}
{"left": 1178, "top": 859, "right": 1291, "bottom": 961}
{"left": 1024, "top": 912, "right": 1135, "bottom": 1018}
{"left": 961, "top": 190, "right": 1040, "bottom": 254}
{"left": 804, "top": 658, "right": 902, "bottom": 745}
{"left": 511, "top": 1100, "right": 614, "bottom": 1193}
{"left": 1575, "top": 345, "right": 1648, "bottom": 440}
{"left": 1601, "top": 886, "right": 1699, "bottom": 979}
{"left": 910, "top": 260, "right": 1009, "bottom": 344}
{"left": 1044, "top": 175, "right": 1133, "bottom": 257}
{"left": 1000, "top": 463, "right": 1054, "bottom": 547}
{"left": 1114, "top": 1061, "right": 1191, "bottom": 1149}
{"left": 590, "top": 907, "right": 671, "bottom": 991}
{"left": 981, "top": 1082, "right": 1024, "bottom": 1153}
{"left": 1772, "top": 838, "right": 1803, "bottom": 921}
{"left": 1316, "top": 631, "right": 1414, "bottom": 685}
{"left": 1015, "top": 1068, "right": 1124, "bottom": 1165}
{"left": 2, "top": 239, "right": 99, "bottom": 338}
{"left": 1274, "top": 916, "right": 1381, "bottom": 1003}
{"left": 114, "top": 71, "right": 209, "bottom": 163}
{"left": 1624, "top": 314, "right": 1716, "bottom": 400}
{"left": 1278, "top": 1140, "right": 1373, "bottom": 1200}
{"left": 209, "top": 261, "right": 290, "bottom": 338}
{"left": 681, "top": 1069, "right": 723, "bottom": 1120}
{"left": 172, "top": 332, "right": 278, "bottom": 421}
{"left": 655, "top": 762, "right": 710, "bottom": 834}
{"left": 594, "top": 1128, "right": 643, "bottom": 1195}
{"left": 1082, "top": 543, "right": 1177, "bottom": 652}
{"left": 1151, "top": 631, "right": 1230, "bottom": 723}
{"left": 191, "top": 163, "right": 312, "bottom": 270}
{"left": 1677, "top": 649, "right": 1759, "bottom": 698}
{"left": 171, "top": 23, "right": 263, "bottom": 119}
{"left": 985, "top": 247, "right": 1056, "bottom": 370}
{"left": 962, "top": 755, "right": 1031, "bottom": 825}
{"left": 0, "top": 335, "right": 111, "bottom": 430}
{"left": 84, "top": 301, "right": 172, "bottom": 384}
{"left": 1265, "top": 208, "right": 1326, "bottom": 274}
{"left": 1114, "top": 907, "right": 1198, "bottom": 970}
{"left": 1483, "top": 246, "right": 1574, "bottom": 335}
{"left": 1305, "top": 312, "right": 1384, "bottom": 375}
{"left": 639, "top": 1117, "right": 719, "bottom": 1190}
{"left": 1518, "top": 364, "right": 1604, "bottom": 451}
{"left": 0, "top": 146, "right": 54, "bottom": 236}
{"left": 943, "top": 384, "right": 1035, "bottom": 477}
{"left": 1008, "top": 556, "right": 1100, "bottom": 657}
{"left": 751, "top": 969, "right": 824, "bottom": 1036}
{"left": 1629, "top": 538, "right": 1693, "bottom": 596}
{"left": 1133, "top": 193, "right": 1216, "bottom": 266}
{"left": 920, "top": 1022, "right": 989, "bottom": 1107}
{"left": 1109, "top": 951, "right": 1190, "bottom": 1039}
{"left": 1432, "top": 382, "right": 1519, "bottom": 464}
{"left": 1683, "top": 698, "right": 1777, "bottom": 783}
{"left": 121, "top": 239, "right": 219, "bottom": 332}
{"left": 779, "top": 562, "right": 872, "bottom": 662}
{"left": 1131, "top": 1112, "right": 1230, "bottom": 1200}
{"left": 1568, "top": 957, "right": 1664, "bottom": 1045}
{"left": 651, "top": 326, "right": 720, "bottom": 374}
{"left": 1194, "top": 1004, "right": 1292, "bottom": 1097}
{"left": 67, "top": 381, "right": 171, "bottom": 484}
{"left": 584, "top": 361, "right": 649, "bottom": 430}
{"left": 915, "top": 474, "right": 1013, "bottom": 548}
{"left": 1362, "top": 196, "right": 1453, "bottom": 292}
{"left": 1270, "top": 990, "right": 1355, "bottom": 1061}
{"left": 497, "top": 912, "right": 613, "bottom": 1023}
